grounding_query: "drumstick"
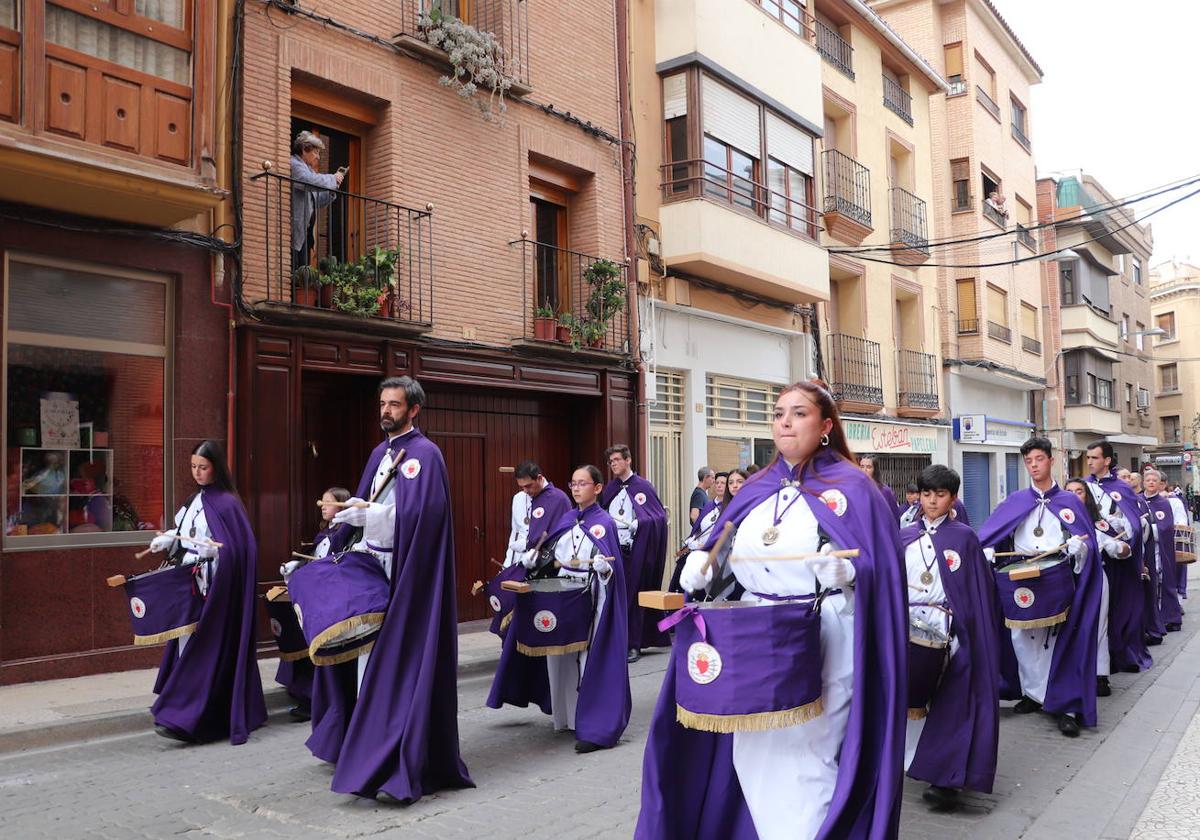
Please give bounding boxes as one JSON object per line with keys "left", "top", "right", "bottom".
{"left": 730, "top": 548, "right": 861, "bottom": 563}
{"left": 1000, "top": 534, "right": 1091, "bottom": 565}
{"left": 699, "top": 522, "right": 735, "bottom": 578}
{"left": 369, "top": 448, "right": 407, "bottom": 503}
{"left": 490, "top": 557, "right": 503, "bottom": 569}
{"left": 556, "top": 555, "right": 617, "bottom": 570}
{"left": 908, "top": 583, "right": 928, "bottom": 593}
{"left": 471, "top": 580, "right": 485, "bottom": 596}
{"left": 154, "top": 531, "right": 224, "bottom": 549}
{"left": 292, "top": 551, "right": 319, "bottom": 561}
{"left": 135, "top": 546, "right": 155, "bottom": 560}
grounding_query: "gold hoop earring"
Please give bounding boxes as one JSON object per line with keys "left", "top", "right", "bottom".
{"left": 820, "top": 433, "right": 830, "bottom": 446}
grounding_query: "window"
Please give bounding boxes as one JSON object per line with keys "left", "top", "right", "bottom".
{"left": 1121, "top": 314, "right": 1130, "bottom": 342}
{"left": 706, "top": 376, "right": 783, "bottom": 429}
{"left": 756, "top": 0, "right": 808, "bottom": 35}
{"left": 1163, "top": 415, "right": 1182, "bottom": 443}
{"left": 1134, "top": 258, "right": 1143, "bottom": 286}
{"left": 1157, "top": 311, "right": 1177, "bottom": 340}
{"left": 1136, "top": 321, "right": 1145, "bottom": 350}
{"left": 4, "top": 254, "right": 169, "bottom": 547}
{"left": 951, "top": 158, "right": 971, "bottom": 211}
{"left": 1060, "top": 260, "right": 1076, "bottom": 303}
{"left": 956, "top": 278, "right": 978, "bottom": 333}
{"left": 1020, "top": 301, "right": 1038, "bottom": 337}
{"left": 1010, "top": 95, "right": 1029, "bottom": 147}
{"left": 766, "top": 113, "right": 817, "bottom": 236}
{"left": 648, "top": 370, "right": 685, "bottom": 428}
{"left": 944, "top": 43, "right": 965, "bottom": 93}
{"left": 1096, "top": 377, "right": 1113, "bottom": 409}
{"left": 662, "top": 73, "right": 690, "bottom": 197}
{"left": 976, "top": 52, "right": 996, "bottom": 97}
{"left": 987, "top": 284, "right": 1008, "bottom": 326}
{"left": 1160, "top": 364, "right": 1180, "bottom": 392}
{"left": 1066, "top": 374, "right": 1080, "bottom": 404}
{"left": 1125, "top": 382, "right": 1133, "bottom": 413}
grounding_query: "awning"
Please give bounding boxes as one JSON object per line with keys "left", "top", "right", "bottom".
{"left": 1108, "top": 433, "right": 1160, "bottom": 446}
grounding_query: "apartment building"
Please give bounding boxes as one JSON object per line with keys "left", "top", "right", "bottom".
{"left": 1037, "top": 173, "right": 1157, "bottom": 478}
{"left": 0, "top": 0, "right": 234, "bottom": 682}
{"left": 870, "top": 0, "right": 1043, "bottom": 523}
{"left": 1147, "top": 260, "right": 1200, "bottom": 488}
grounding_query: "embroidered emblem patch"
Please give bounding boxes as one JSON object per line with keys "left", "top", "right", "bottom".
{"left": 532, "top": 506, "right": 545, "bottom": 519}
{"left": 129, "top": 597, "right": 146, "bottom": 620}
{"left": 687, "top": 642, "right": 722, "bottom": 685}
{"left": 590, "top": 524, "right": 607, "bottom": 539}
{"left": 1059, "top": 508, "right": 1076, "bottom": 524}
{"left": 1111, "top": 491, "right": 1123, "bottom": 501}
{"left": 1014, "top": 587, "right": 1035, "bottom": 609}
{"left": 821, "top": 489, "right": 848, "bottom": 517}
{"left": 1157, "top": 510, "right": 1166, "bottom": 521}
{"left": 533, "top": 610, "right": 557, "bottom": 633}
{"left": 401, "top": 458, "right": 421, "bottom": 479}
{"left": 943, "top": 549, "right": 961, "bottom": 573}
{"left": 635, "top": 492, "right": 647, "bottom": 506}
{"left": 293, "top": 603, "right": 304, "bottom": 628}
{"left": 488, "top": 595, "right": 502, "bottom": 613}
{"left": 269, "top": 618, "right": 283, "bottom": 638}
{"left": 1097, "top": 520, "right": 1110, "bottom": 532}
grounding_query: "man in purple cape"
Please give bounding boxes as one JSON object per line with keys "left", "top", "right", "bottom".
{"left": 152, "top": 454, "right": 266, "bottom": 745}
{"left": 637, "top": 451, "right": 907, "bottom": 839}
{"left": 1130, "top": 477, "right": 1167, "bottom": 645}
{"left": 602, "top": 444, "right": 670, "bottom": 661}
{"left": 901, "top": 465, "right": 998, "bottom": 811}
{"left": 324, "top": 376, "right": 472, "bottom": 801}
{"left": 1085, "top": 441, "right": 1151, "bottom": 673}
{"left": 979, "top": 437, "right": 1101, "bottom": 736}
{"left": 1143, "top": 470, "right": 1183, "bottom": 633}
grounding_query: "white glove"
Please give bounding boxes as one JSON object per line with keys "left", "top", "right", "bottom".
{"left": 149, "top": 533, "right": 176, "bottom": 553}
{"left": 680, "top": 550, "right": 713, "bottom": 592}
{"left": 508, "top": 536, "right": 526, "bottom": 552}
{"left": 1065, "top": 535, "right": 1085, "bottom": 557}
{"left": 332, "top": 498, "right": 368, "bottom": 527}
{"left": 521, "top": 550, "right": 539, "bottom": 569}
{"left": 1104, "top": 540, "right": 1130, "bottom": 559}
{"left": 362, "top": 502, "right": 394, "bottom": 547}
{"left": 281, "top": 559, "right": 303, "bottom": 578}
{"left": 591, "top": 556, "right": 612, "bottom": 576}
{"left": 807, "top": 545, "right": 856, "bottom": 587}
{"left": 983, "top": 547, "right": 996, "bottom": 564}
{"left": 194, "top": 541, "right": 219, "bottom": 559}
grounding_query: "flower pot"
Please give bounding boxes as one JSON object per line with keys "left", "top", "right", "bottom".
{"left": 319, "top": 284, "right": 334, "bottom": 308}
{"left": 587, "top": 337, "right": 604, "bottom": 349}
{"left": 534, "top": 317, "right": 556, "bottom": 341}
{"left": 293, "top": 285, "right": 318, "bottom": 307}
{"left": 555, "top": 324, "right": 572, "bottom": 343}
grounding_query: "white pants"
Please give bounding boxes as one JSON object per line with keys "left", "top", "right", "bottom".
{"left": 1012, "top": 625, "right": 1057, "bottom": 705}
{"left": 1097, "top": 570, "right": 1111, "bottom": 677}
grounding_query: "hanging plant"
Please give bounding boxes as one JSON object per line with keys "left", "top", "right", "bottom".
{"left": 420, "top": 7, "right": 515, "bottom": 121}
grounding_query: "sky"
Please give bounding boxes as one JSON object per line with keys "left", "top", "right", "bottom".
{"left": 989, "top": 0, "right": 1200, "bottom": 266}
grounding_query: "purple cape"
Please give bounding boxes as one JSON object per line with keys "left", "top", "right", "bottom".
{"left": 602, "top": 474, "right": 671, "bottom": 650}
{"left": 1145, "top": 494, "right": 1183, "bottom": 628}
{"left": 687, "top": 499, "right": 722, "bottom": 541}
{"left": 637, "top": 451, "right": 907, "bottom": 839}
{"left": 1135, "top": 495, "right": 1166, "bottom": 640}
{"left": 520, "top": 481, "right": 573, "bottom": 551}
{"left": 329, "top": 428, "right": 473, "bottom": 801}
{"left": 151, "top": 487, "right": 267, "bottom": 745}
{"left": 978, "top": 485, "right": 1101, "bottom": 725}
{"left": 900, "top": 520, "right": 999, "bottom": 793}
{"left": 1089, "top": 473, "right": 1152, "bottom": 672}
{"left": 275, "top": 523, "right": 356, "bottom": 704}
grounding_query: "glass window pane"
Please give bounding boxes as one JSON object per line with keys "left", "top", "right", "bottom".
{"left": 46, "top": 5, "right": 191, "bottom": 86}
{"left": 731, "top": 148, "right": 756, "bottom": 211}
{"left": 703, "top": 135, "right": 728, "bottom": 201}
{"left": 0, "top": 0, "right": 16, "bottom": 30}
{"left": 767, "top": 160, "right": 788, "bottom": 225}
{"left": 135, "top": 0, "right": 185, "bottom": 28}
{"left": 718, "top": 385, "right": 740, "bottom": 421}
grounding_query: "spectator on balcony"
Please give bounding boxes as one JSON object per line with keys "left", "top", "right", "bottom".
{"left": 291, "top": 130, "right": 344, "bottom": 272}
{"left": 985, "top": 189, "right": 1009, "bottom": 220}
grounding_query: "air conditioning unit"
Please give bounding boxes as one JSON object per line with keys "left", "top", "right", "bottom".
{"left": 1137, "top": 389, "right": 1151, "bottom": 409}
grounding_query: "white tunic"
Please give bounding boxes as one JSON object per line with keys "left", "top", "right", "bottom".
{"left": 725, "top": 485, "right": 855, "bottom": 840}
{"left": 686, "top": 503, "right": 722, "bottom": 551}
{"left": 1088, "top": 481, "right": 1133, "bottom": 540}
{"left": 170, "top": 494, "right": 214, "bottom": 655}
{"left": 607, "top": 477, "right": 639, "bottom": 549}
{"left": 1093, "top": 526, "right": 1122, "bottom": 677}
{"left": 504, "top": 490, "right": 533, "bottom": 567}
{"left": 899, "top": 503, "right": 920, "bottom": 530}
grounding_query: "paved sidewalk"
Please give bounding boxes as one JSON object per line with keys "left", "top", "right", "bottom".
{"left": 1129, "top": 669, "right": 1200, "bottom": 839}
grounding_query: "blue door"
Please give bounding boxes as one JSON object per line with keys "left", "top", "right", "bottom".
{"left": 1005, "top": 452, "right": 1020, "bottom": 498}
{"left": 962, "top": 452, "right": 992, "bottom": 527}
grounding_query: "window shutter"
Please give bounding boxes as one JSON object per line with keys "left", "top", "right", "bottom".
{"left": 1020, "top": 303, "right": 1037, "bottom": 337}
{"left": 663, "top": 73, "right": 687, "bottom": 120}
{"left": 950, "top": 158, "right": 969, "bottom": 181}
{"left": 766, "top": 113, "right": 814, "bottom": 176}
{"left": 944, "top": 43, "right": 963, "bottom": 77}
{"left": 956, "top": 279, "right": 977, "bottom": 320}
{"left": 702, "top": 76, "right": 761, "bottom": 157}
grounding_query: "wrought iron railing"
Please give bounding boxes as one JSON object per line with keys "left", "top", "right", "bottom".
{"left": 1022, "top": 335, "right": 1042, "bottom": 354}
{"left": 816, "top": 20, "right": 853, "bottom": 79}
{"left": 753, "top": 0, "right": 815, "bottom": 38}
{"left": 982, "top": 200, "right": 1007, "bottom": 228}
{"left": 890, "top": 186, "right": 928, "bottom": 252}
{"left": 976, "top": 84, "right": 1000, "bottom": 119}
{"left": 822, "top": 150, "right": 871, "bottom": 228}
{"left": 512, "top": 237, "right": 630, "bottom": 355}
{"left": 397, "top": 0, "right": 530, "bottom": 88}
{"left": 1012, "top": 120, "right": 1031, "bottom": 150}
{"left": 883, "top": 75, "right": 913, "bottom": 125}
{"left": 1016, "top": 223, "right": 1037, "bottom": 251}
{"left": 250, "top": 170, "right": 433, "bottom": 326}
{"left": 660, "top": 159, "right": 821, "bottom": 238}
{"left": 828, "top": 333, "right": 884, "bottom": 407}
{"left": 988, "top": 321, "right": 1012, "bottom": 342}
{"left": 947, "top": 77, "right": 967, "bottom": 96}
{"left": 897, "top": 349, "right": 939, "bottom": 410}
{"left": 958, "top": 318, "right": 980, "bottom": 335}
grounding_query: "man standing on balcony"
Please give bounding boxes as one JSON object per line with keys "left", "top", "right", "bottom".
{"left": 601, "top": 445, "right": 669, "bottom": 663}
{"left": 290, "top": 130, "right": 344, "bottom": 272}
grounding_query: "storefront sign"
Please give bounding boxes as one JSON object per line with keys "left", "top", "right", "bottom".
{"left": 843, "top": 420, "right": 939, "bottom": 454}
{"left": 956, "top": 414, "right": 986, "bottom": 444}
{"left": 1155, "top": 455, "right": 1184, "bottom": 465}
{"left": 953, "top": 415, "right": 1034, "bottom": 447}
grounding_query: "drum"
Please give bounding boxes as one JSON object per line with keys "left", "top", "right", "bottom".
{"left": 994, "top": 554, "right": 1074, "bottom": 629}
{"left": 262, "top": 586, "right": 309, "bottom": 662}
{"left": 667, "top": 596, "right": 825, "bottom": 734}
{"left": 117, "top": 564, "right": 204, "bottom": 646}
{"left": 485, "top": 564, "right": 528, "bottom": 637}
{"left": 907, "top": 603, "right": 952, "bottom": 719}
{"left": 1175, "top": 525, "right": 1196, "bottom": 564}
{"left": 512, "top": 577, "right": 593, "bottom": 656}
{"left": 287, "top": 551, "right": 390, "bottom": 665}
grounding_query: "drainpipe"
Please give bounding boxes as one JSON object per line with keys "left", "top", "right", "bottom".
{"left": 213, "top": 0, "right": 236, "bottom": 456}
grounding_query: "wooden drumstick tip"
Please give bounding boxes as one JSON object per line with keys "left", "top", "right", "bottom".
{"left": 106, "top": 574, "right": 127, "bottom": 588}
{"left": 471, "top": 580, "right": 484, "bottom": 596}
{"left": 639, "top": 591, "right": 684, "bottom": 611}
{"left": 135, "top": 546, "right": 155, "bottom": 560}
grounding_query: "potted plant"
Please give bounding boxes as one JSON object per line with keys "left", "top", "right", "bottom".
{"left": 321, "top": 255, "right": 381, "bottom": 319}
{"left": 364, "top": 245, "right": 401, "bottom": 318}
{"left": 533, "top": 302, "right": 556, "bottom": 341}
{"left": 583, "top": 258, "right": 626, "bottom": 325}
{"left": 555, "top": 311, "right": 576, "bottom": 344}
{"left": 579, "top": 319, "right": 607, "bottom": 349}
{"left": 419, "top": 6, "right": 516, "bottom": 121}
{"left": 292, "top": 265, "right": 321, "bottom": 307}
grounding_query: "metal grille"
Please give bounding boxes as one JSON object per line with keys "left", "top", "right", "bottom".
{"left": 890, "top": 187, "right": 929, "bottom": 250}
{"left": 815, "top": 19, "right": 854, "bottom": 79}
{"left": 649, "top": 370, "right": 685, "bottom": 428}
{"left": 649, "top": 428, "right": 685, "bottom": 566}
{"left": 705, "top": 376, "right": 782, "bottom": 430}
{"left": 823, "top": 149, "right": 871, "bottom": 227}
{"left": 827, "top": 334, "right": 884, "bottom": 406}
{"left": 897, "top": 349, "right": 939, "bottom": 410}
{"left": 882, "top": 75, "right": 913, "bottom": 125}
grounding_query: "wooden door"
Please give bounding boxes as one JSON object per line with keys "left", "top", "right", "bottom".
{"left": 428, "top": 432, "right": 488, "bottom": 620}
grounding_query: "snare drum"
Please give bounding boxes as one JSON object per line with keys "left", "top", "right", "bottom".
{"left": 907, "top": 603, "right": 952, "bottom": 719}
{"left": 287, "top": 551, "right": 390, "bottom": 665}
{"left": 1175, "top": 525, "right": 1196, "bottom": 564}
{"left": 994, "top": 554, "right": 1074, "bottom": 629}
{"left": 118, "top": 564, "right": 204, "bottom": 646}
{"left": 262, "top": 586, "right": 309, "bottom": 662}
{"left": 512, "top": 577, "right": 593, "bottom": 656}
{"left": 667, "top": 597, "right": 824, "bottom": 734}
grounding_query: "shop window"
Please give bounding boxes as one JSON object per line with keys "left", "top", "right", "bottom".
{"left": 4, "top": 255, "right": 168, "bottom": 547}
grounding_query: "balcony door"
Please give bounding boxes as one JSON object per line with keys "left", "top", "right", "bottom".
{"left": 289, "top": 116, "right": 362, "bottom": 268}
{"left": 530, "top": 192, "right": 569, "bottom": 314}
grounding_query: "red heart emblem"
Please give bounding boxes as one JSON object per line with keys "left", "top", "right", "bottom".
{"left": 696, "top": 657, "right": 709, "bottom": 674}
{"left": 827, "top": 499, "right": 837, "bottom": 510}
{"left": 1019, "top": 594, "right": 1030, "bottom": 604}
{"left": 540, "top": 617, "right": 551, "bottom": 628}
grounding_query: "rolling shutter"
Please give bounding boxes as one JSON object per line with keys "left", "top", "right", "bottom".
{"left": 663, "top": 73, "right": 688, "bottom": 120}
{"left": 962, "top": 452, "right": 991, "bottom": 527}
{"left": 702, "top": 76, "right": 760, "bottom": 156}
{"left": 766, "top": 113, "right": 814, "bottom": 176}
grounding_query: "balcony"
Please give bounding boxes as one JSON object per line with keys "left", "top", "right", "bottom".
{"left": 393, "top": 0, "right": 531, "bottom": 93}
{"left": 822, "top": 150, "right": 872, "bottom": 245}
{"left": 657, "top": 161, "right": 829, "bottom": 302}
{"left": 1022, "top": 335, "right": 1042, "bottom": 354}
{"left": 511, "top": 238, "right": 630, "bottom": 357}
{"left": 897, "top": 349, "right": 939, "bottom": 418}
{"left": 1061, "top": 304, "right": 1119, "bottom": 352}
{"left": 815, "top": 20, "right": 854, "bottom": 80}
{"left": 882, "top": 76, "right": 913, "bottom": 125}
{"left": 1016, "top": 223, "right": 1037, "bottom": 252}
{"left": 976, "top": 85, "right": 1000, "bottom": 121}
{"left": 827, "top": 334, "right": 884, "bottom": 413}
{"left": 889, "top": 187, "right": 929, "bottom": 265}
{"left": 246, "top": 171, "right": 433, "bottom": 334}
{"left": 958, "top": 318, "right": 980, "bottom": 335}
{"left": 947, "top": 77, "right": 967, "bottom": 96}
{"left": 1064, "top": 404, "right": 1122, "bottom": 436}
{"left": 1012, "top": 121, "right": 1031, "bottom": 152}
{"left": 987, "top": 321, "right": 1012, "bottom": 343}
{"left": 982, "top": 199, "right": 1007, "bottom": 228}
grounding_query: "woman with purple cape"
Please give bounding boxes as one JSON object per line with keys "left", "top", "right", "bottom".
{"left": 146, "top": 440, "right": 266, "bottom": 745}
{"left": 636, "top": 381, "right": 907, "bottom": 840}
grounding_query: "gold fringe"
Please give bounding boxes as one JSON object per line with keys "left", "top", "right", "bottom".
{"left": 516, "top": 640, "right": 589, "bottom": 657}
{"left": 133, "top": 623, "right": 198, "bottom": 646}
{"left": 499, "top": 611, "right": 513, "bottom": 633}
{"left": 277, "top": 648, "right": 309, "bottom": 662}
{"left": 1004, "top": 608, "right": 1070, "bottom": 629}
{"left": 307, "top": 612, "right": 386, "bottom": 663}
{"left": 1177, "top": 553, "right": 1196, "bottom": 564}
{"left": 675, "top": 698, "right": 824, "bottom": 733}
{"left": 908, "top": 707, "right": 929, "bottom": 720}
{"left": 311, "top": 639, "right": 375, "bottom": 666}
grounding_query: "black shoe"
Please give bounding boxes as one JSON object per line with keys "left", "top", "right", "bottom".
{"left": 1166, "top": 622, "right": 1182, "bottom": 632}
{"left": 574, "top": 739, "right": 609, "bottom": 754}
{"left": 1096, "top": 676, "right": 1112, "bottom": 697}
{"left": 1122, "top": 664, "right": 1141, "bottom": 674}
{"left": 1058, "top": 714, "right": 1080, "bottom": 737}
{"left": 627, "top": 649, "right": 641, "bottom": 664}
{"left": 922, "top": 785, "right": 960, "bottom": 812}
{"left": 155, "top": 723, "right": 192, "bottom": 743}
{"left": 1013, "top": 697, "right": 1042, "bottom": 714}
{"left": 1147, "top": 635, "right": 1164, "bottom": 646}
{"left": 288, "top": 705, "right": 311, "bottom": 722}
